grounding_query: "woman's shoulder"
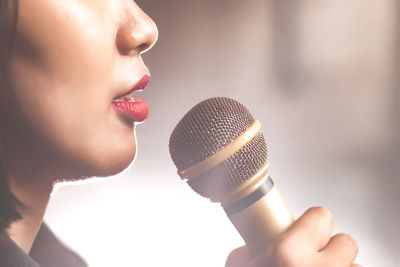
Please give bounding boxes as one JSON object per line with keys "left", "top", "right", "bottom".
{"left": 29, "top": 223, "right": 88, "bottom": 267}
{"left": 0, "top": 223, "right": 88, "bottom": 267}
{"left": 0, "top": 232, "right": 40, "bottom": 267}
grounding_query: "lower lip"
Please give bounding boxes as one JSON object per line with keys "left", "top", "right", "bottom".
{"left": 112, "top": 97, "right": 149, "bottom": 123}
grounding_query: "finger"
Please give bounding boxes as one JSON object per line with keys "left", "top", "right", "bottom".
{"left": 352, "top": 264, "right": 362, "bottom": 267}
{"left": 320, "top": 233, "right": 358, "bottom": 265}
{"left": 225, "top": 246, "right": 253, "bottom": 267}
{"left": 281, "top": 206, "right": 333, "bottom": 251}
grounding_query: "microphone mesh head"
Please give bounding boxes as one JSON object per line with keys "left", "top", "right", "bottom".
{"left": 169, "top": 97, "right": 268, "bottom": 202}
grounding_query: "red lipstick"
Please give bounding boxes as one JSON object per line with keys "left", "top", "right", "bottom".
{"left": 112, "top": 97, "right": 149, "bottom": 123}
{"left": 112, "top": 75, "right": 150, "bottom": 123}
{"left": 124, "top": 75, "right": 150, "bottom": 97}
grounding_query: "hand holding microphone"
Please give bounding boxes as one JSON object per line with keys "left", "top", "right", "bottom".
{"left": 169, "top": 97, "right": 358, "bottom": 266}
{"left": 226, "top": 207, "right": 360, "bottom": 267}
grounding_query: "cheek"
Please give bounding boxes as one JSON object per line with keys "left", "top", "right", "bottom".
{"left": 37, "top": 99, "right": 138, "bottom": 177}
{"left": 5, "top": 1, "right": 139, "bottom": 177}
{"left": 5, "top": 68, "right": 138, "bottom": 178}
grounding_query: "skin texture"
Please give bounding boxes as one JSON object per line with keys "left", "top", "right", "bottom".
{"left": 0, "top": 0, "right": 157, "bottom": 253}
{"left": 0, "top": 1, "right": 359, "bottom": 265}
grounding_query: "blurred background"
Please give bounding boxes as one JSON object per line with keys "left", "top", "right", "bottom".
{"left": 45, "top": 0, "right": 399, "bottom": 266}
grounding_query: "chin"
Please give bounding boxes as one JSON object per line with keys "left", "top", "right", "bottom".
{"left": 62, "top": 140, "right": 138, "bottom": 181}
{"left": 92, "top": 145, "right": 137, "bottom": 178}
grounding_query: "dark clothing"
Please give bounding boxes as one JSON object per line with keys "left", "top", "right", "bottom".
{"left": 0, "top": 224, "right": 87, "bottom": 267}
{"left": 0, "top": 234, "right": 40, "bottom": 267}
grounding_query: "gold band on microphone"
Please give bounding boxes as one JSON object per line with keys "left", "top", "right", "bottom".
{"left": 178, "top": 119, "right": 262, "bottom": 180}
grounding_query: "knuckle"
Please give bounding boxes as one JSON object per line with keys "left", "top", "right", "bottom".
{"left": 225, "top": 246, "right": 248, "bottom": 267}
{"left": 309, "top": 206, "right": 333, "bottom": 221}
{"left": 335, "top": 233, "right": 358, "bottom": 250}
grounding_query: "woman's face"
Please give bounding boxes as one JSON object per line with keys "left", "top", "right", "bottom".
{"left": 0, "top": 0, "right": 157, "bottom": 180}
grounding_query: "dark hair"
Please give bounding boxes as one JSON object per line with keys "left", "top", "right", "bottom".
{"left": 0, "top": 0, "right": 22, "bottom": 232}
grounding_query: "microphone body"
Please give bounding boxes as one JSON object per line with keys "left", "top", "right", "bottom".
{"left": 222, "top": 168, "right": 293, "bottom": 253}
{"left": 169, "top": 97, "right": 294, "bottom": 254}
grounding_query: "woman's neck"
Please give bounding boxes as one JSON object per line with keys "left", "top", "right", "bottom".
{"left": 6, "top": 177, "right": 52, "bottom": 254}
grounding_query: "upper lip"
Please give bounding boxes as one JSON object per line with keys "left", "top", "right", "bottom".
{"left": 113, "top": 74, "right": 150, "bottom": 100}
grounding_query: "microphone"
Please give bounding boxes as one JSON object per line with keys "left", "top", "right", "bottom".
{"left": 169, "top": 97, "right": 294, "bottom": 253}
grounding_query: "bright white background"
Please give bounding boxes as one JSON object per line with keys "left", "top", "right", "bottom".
{"left": 45, "top": 0, "right": 399, "bottom": 266}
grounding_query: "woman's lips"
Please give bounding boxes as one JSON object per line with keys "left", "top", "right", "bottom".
{"left": 114, "top": 75, "right": 150, "bottom": 100}
{"left": 112, "top": 75, "right": 150, "bottom": 123}
{"left": 112, "top": 96, "right": 149, "bottom": 123}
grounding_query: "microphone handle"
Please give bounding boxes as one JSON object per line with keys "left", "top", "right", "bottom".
{"left": 221, "top": 174, "right": 294, "bottom": 254}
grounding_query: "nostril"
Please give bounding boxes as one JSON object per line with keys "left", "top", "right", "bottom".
{"left": 138, "top": 43, "right": 150, "bottom": 53}
{"left": 116, "top": 23, "right": 155, "bottom": 55}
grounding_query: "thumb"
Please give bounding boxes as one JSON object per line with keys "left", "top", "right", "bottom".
{"left": 225, "top": 246, "right": 252, "bottom": 267}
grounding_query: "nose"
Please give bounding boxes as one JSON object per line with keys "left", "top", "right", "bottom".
{"left": 116, "top": 5, "right": 158, "bottom": 56}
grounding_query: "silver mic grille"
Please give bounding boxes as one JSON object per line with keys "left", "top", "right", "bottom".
{"left": 169, "top": 97, "right": 268, "bottom": 201}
